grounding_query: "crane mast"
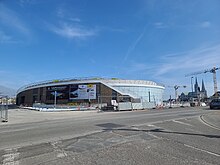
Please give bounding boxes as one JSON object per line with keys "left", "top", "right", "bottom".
{"left": 211, "top": 67, "right": 218, "bottom": 96}
{"left": 167, "top": 85, "right": 186, "bottom": 101}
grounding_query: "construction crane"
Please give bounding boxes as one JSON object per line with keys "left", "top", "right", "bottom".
{"left": 185, "top": 66, "right": 220, "bottom": 97}
{"left": 167, "top": 85, "right": 187, "bottom": 101}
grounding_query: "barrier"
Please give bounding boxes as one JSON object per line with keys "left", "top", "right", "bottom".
{"left": 0, "top": 96, "right": 8, "bottom": 122}
{"left": 98, "top": 95, "right": 156, "bottom": 111}
{"left": 1, "top": 105, "right": 8, "bottom": 122}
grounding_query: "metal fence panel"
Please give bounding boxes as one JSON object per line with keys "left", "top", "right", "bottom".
{"left": 98, "top": 95, "right": 156, "bottom": 111}
{"left": 142, "top": 102, "right": 155, "bottom": 109}
{"left": 132, "top": 103, "right": 143, "bottom": 110}
{"left": 1, "top": 104, "right": 8, "bottom": 122}
{"left": 118, "top": 102, "right": 132, "bottom": 111}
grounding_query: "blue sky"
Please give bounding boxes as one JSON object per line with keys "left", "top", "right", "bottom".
{"left": 0, "top": 0, "right": 220, "bottom": 98}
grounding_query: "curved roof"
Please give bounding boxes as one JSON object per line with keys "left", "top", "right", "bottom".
{"left": 17, "top": 77, "right": 165, "bottom": 94}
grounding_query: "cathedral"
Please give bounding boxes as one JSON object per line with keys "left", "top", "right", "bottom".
{"left": 194, "top": 78, "right": 207, "bottom": 99}
{"left": 179, "top": 78, "right": 207, "bottom": 101}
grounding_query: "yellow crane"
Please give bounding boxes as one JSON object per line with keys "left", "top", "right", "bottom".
{"left": 185, "top": 66, "right": 220, "bottom": 97}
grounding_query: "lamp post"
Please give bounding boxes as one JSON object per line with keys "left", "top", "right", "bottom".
{"left": 169, "top": 95, "right": 172, "bottom": 108}
{"left": 191, "top": 77, "right": 194, "bottom": 102}
{"left": 87, "top": 89, "right": 91, "bottom": 107}
{"left": 54, "top": 91, "right": 57, "bottom": 108}
{"left": 191, "top": 77, "right": 194, "bottom": 93}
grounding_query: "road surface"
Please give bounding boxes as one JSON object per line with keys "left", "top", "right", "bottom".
{"left": 0, "top": 107, "right": 219, "bottom": 164}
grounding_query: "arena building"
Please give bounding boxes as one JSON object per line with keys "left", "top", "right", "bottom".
{"left": 16, "top": 78, "right": 165, "bottom": 109}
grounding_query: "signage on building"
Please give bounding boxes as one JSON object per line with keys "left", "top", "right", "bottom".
{"left": 46, "top": 85, "right": 69, "bottom": 100}
{"left": 70, "top": 84, "right": 96, "bottom": 100}
{"left": 47, "top": 86, "right": 67, "bottom": 91}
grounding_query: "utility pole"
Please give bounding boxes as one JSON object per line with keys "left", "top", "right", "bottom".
{"left": 191, "top": 77, "right": 194, "bottom": 93}
{"left": 174, "top": 85, "right": 180, "bottom": 101}
{"left": 191, "top": 77, "right": 194, "bottom": 102}
{"left": 54, "top": 91, "right": 57, "bottom": 108}
{"left": 87, "top": 88, "right": 91, "bottom": 107}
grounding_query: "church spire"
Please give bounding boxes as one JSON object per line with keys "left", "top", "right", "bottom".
{"left": 194, "top": 77, "right": 199, "bottom": 93}
{"left": 201, "top": 79, "right": 206, "bottom": 92}
{"left": 201, "top": 79, "right": 208, "bottom": 98}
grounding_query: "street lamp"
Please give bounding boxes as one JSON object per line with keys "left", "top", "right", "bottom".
{"left": 54, "top": 91, "right": 57, "bottom": 108}
{"left": 191, "top": 77, "right": 194, "bottom": 101}
{"left": 191, "top": 77, "right": 194, "bottom": 93}
{"left": 87, "top": 89, "right": 91, "bottom": 107}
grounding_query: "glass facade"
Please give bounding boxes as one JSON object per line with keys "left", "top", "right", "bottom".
{"left": 112, "top": 85, "right": 164, "bottom": 105}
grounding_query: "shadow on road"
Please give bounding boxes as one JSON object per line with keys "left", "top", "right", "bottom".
{"left": 148, "top": 128, "right": 220, "bottom": 138}
{"left": 100, "top": 127, "right": 220, "bottom": 139}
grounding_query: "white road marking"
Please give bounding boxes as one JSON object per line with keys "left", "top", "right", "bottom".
{"left": 131, "top": 126, "right": 139, "bottom": 130}
{"left": 148, "top": 133, "right": 160, "bottom": 139}
{"left": 172, "top": 120, "right": 193, "bottom": 126}
{"left": 184, "top": 144, "right": 220, "bottom": 157}
{"left": 147, "top": 124, "right": 156, "bottom": 127}
{"left": 200, "top": 115, "right": 220, "bottom": 131}
{"left": 134, "top": 114, "right": 201, "bottom": 127}
{"left": 51, "top": 141, "right": 67, "bottom": 158}
{"left": 2, "top": 148, "right": 19, "bottom": 165}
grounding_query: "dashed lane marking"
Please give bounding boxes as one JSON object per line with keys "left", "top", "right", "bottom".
{"left": 147, "top": 124, "right": 156, "bottom": 127}
{"left": 172, "top": 120, "right": 193, "bottom": 126}
{"left": 184, "top": 144, "right": 220, "bottom": 157}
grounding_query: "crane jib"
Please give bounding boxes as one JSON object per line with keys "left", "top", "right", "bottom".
{"left": 185, "top": 66, "right": 219, "bottom": 97}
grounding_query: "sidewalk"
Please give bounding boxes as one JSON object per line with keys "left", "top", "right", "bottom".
{"left": 1, "top": 108, "right": 98, "bottom": 125}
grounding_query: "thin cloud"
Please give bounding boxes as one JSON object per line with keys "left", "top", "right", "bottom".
{"left": 49, "top": 23, "right": 96, "bottom": 39}
{"left": 0, "top": 30, "right": 13, "bottom": 43}
{"left": 154, "top": 22, "right": 168, "bottom": 29}
{"left": 123, "top": 25, "right": 147, "bottom": 62}
{"left": 153, "top": 21, "right": 211, "bottom": 30}
{"left": 0, "top": 30, "right": 21, "bottom": 44}
{"left": 56, "top": 5, "right": 81, "bottom": 23}
{"left": 99, "top": 26, "right": 126, "bottom": 33}
{"left": 122, "top": 44, "right": 220, "bottom": 94}
{"left": 0, "top": 4, "right": 31, "bottom": 44}
{"left": 69, "top": 18, "right": 81, "bottom": 22}
{"left": 126, "top": 63, "right": 154, "bottom": 73}
{"left": 19, "top": 0, "right": 37, "bottom": 5}
{"left": 153, "top": 44, "right": 220, "bottom": 98}
{"left": 0, "top": 4, "right": 30, "bottom": 36}
{"left": 200, "top": 21, "right": 211, "bottom": 28}
{"left": 48, "top": 5, "right": 96, "bottom": 40}
{"left": 155, "top": 44, "right": 220, "bottom": 76}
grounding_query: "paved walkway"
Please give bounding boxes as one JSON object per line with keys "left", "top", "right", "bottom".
{"left": 1, "top": 108, "right": 99, "bottom": 125}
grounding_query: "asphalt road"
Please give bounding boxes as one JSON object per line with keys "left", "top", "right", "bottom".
{"left": 0, "top": 107, "right": 220, "bottom": 165}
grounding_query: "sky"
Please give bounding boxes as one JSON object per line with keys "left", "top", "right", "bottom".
{"left": 0, "top": 0, "right": 220, "bottom": 99}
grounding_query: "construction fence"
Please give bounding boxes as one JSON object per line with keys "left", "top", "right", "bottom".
{"left": 0, "top": 96, "right": 8, "bottom": 122}
{"left": 98, "top": 96, "right": 156, "bottom": 111}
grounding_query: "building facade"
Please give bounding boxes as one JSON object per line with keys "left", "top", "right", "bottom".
{"left": 16, "top": 78, "right": 165, "bottom": 107}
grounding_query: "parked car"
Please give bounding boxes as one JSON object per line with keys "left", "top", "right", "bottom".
{"left": 210, "top": 99, "right": 220, "bottom": 109}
